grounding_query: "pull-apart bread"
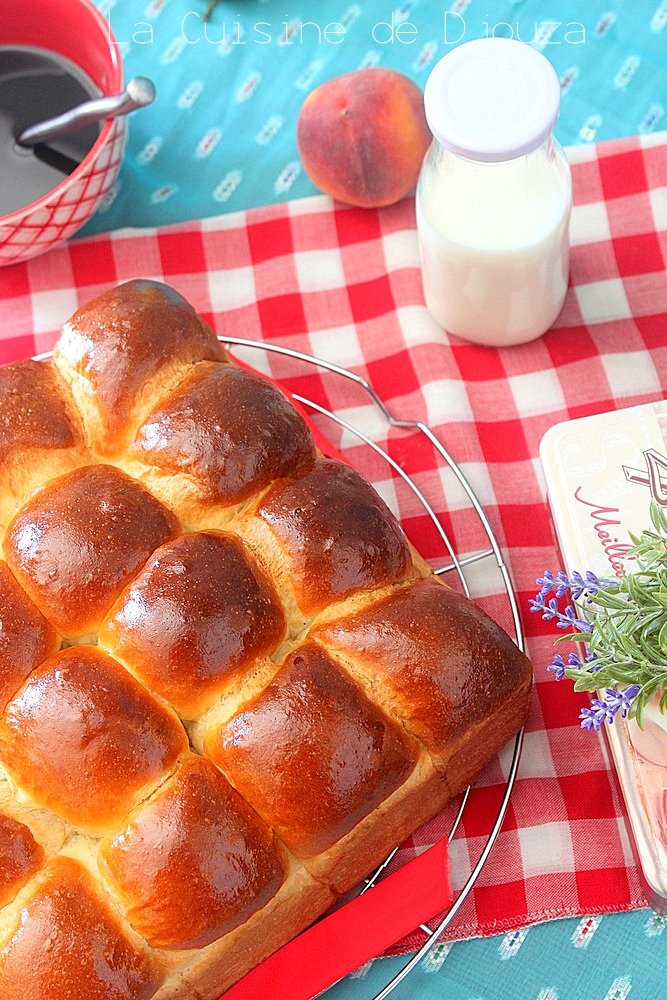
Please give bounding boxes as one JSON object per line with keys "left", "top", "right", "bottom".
{"left": 0, "top": 280, "right": 532, "bottom": 999}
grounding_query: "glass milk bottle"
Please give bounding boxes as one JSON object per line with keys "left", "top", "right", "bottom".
{"left": 416, "top": 38, "right": 572, "bottom": 347}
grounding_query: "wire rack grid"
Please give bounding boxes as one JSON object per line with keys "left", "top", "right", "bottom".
{"left": 220, "top": 336, "right": 526, "bottom": 1000}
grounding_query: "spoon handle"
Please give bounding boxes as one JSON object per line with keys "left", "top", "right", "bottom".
{"left": 18, "top": 77, "right": 156, "bottom": 147}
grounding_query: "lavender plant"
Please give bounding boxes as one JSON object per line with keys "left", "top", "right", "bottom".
{"left": 531, "top": 500, "right": 667, "bottom": 731}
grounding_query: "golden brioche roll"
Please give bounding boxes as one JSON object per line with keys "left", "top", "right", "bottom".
{"left": 149, "top": 856, "right": 333, "bottom": 1000}
{"left": 0, "top": 812, "right": 44, "bottom": 909}
{"left": 100, "top": 754, "right": 286, "bottom": 951}
{"left": 3, "top": 465, "right": 179, "bottom": 640}
{"left": 0, "top": 856, "right": 163, "bottom": 1000}
{"left": 0, "top": 562, "right": 60, "bottom": 712}
{"left": 0, "top": 360, "right": 88, "bottom": 531}
{"left": 127, "top": 362, "right": 316, "bottom": 528}
{"left": 53, "top": 280, "right": 226, "bottom": 458}
{"left": 205, "top": 643, "right": 418, "bottom": 860}
{"left": 0, "top": 774, "right": 67, "bottom": 870}
{"left": 312, "top": 575, "right": 534, "bottom": 792}
{"left": 99, "top": 531, "right": 287, "bottom": 720}
{"left": 234, "top": 458, "right": 421, "bottom": 631}
{"left": 203, "top": 641, "right": 452, "bottom": 896}
{"left": 0, "top": 647, "right": 187, "bottom": 835}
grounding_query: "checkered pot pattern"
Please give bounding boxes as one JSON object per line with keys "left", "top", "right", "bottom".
{"left": 0, "top": 117, "right": 127, "bottom": 267}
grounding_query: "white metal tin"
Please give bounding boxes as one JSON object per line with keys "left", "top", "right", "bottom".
{"left": 540, "top": 399, "right": 667, "bottom": 911}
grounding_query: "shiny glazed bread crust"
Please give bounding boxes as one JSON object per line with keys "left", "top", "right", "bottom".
{"left": 0, "top": 280, "right": 533, "bottom": 1000}
{"left": 53, "top": 279, "right": 227, "bottom": 459}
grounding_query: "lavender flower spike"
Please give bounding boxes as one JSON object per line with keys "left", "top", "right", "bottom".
{"left": 559, "top": 604, "right": 593, "bottom": 632}
{"left": 528, "top": 592, "right": 549, "bottom": 615}
{"left": 534, "top": 568, "right": 618, "bottom": 601}
{"left": 568, "top": 650, "right": 601, "bottom": 673}
{"left": 529, "top": 592, "right": 593, "bottom": 632}
{"left": 585, "top": 570, "right": 618, "bottom": 592}
{"left": 548, "top": 654, "right": 567, "bottom": 681}
{"left": 604, "top": 685, "right": 641, "bottom": 719}
{"left": 535, "top": 570, "right": 555, "bottom": 597}
{"left": 579, "top": 702, "right": 609, "bottom": 732}
{"left": 579, "top": 712, "right": 599, "bottom": 732}
{"left": 579, "top": 685, "right": 641, "bottom": 732}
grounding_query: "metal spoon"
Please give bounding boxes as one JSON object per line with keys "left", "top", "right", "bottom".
{"left": 17, "top": 76, "right": 156, "bottom": 147}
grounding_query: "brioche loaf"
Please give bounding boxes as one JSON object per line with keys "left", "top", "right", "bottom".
{"left": 0, "top": 280, "right": 532, "bottom": 999}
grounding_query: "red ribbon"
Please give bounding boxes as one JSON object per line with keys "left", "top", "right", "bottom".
{"left": 223, "top": 839, "right": 451, "bottom": 1000}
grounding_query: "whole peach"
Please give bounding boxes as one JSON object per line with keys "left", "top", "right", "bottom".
{"left": 297, "top": 68, "right": 431, "bottom": 208}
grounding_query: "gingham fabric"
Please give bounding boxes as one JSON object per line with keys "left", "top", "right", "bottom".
{"left": 0, "top": 131, "right": 665, "bottom": 949}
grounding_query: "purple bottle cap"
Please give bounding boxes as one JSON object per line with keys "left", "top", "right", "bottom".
{"left": 424, "top": 38, "right": 562, "bottom": 163}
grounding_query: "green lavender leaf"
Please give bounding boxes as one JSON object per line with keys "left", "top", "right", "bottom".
{"left": 571, "top": 674, "right": 603, "bottom": 693}
{"left": 650, "top": 501, "right": 667, "bottom": 534}
{"left": 659, "top": 619, "right": 667, "bottom": 651}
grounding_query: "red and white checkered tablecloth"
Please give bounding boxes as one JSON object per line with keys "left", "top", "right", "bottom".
{"left": 0, "top": 131, "right": 665, "bottom": 949}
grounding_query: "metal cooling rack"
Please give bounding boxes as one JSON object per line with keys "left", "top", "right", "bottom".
{"left": 221, "top": 336, "right": 526, "bottom": 1000}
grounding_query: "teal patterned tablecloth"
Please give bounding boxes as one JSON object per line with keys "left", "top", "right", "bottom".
{"left": 324, "top": 911, "right": 667, "bottom": 1000}
{"left": 86, "top": 0, "right": 667, "bottom": 234}
{"left": 88, "top": 3, "right": 667, "bottom": 998}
